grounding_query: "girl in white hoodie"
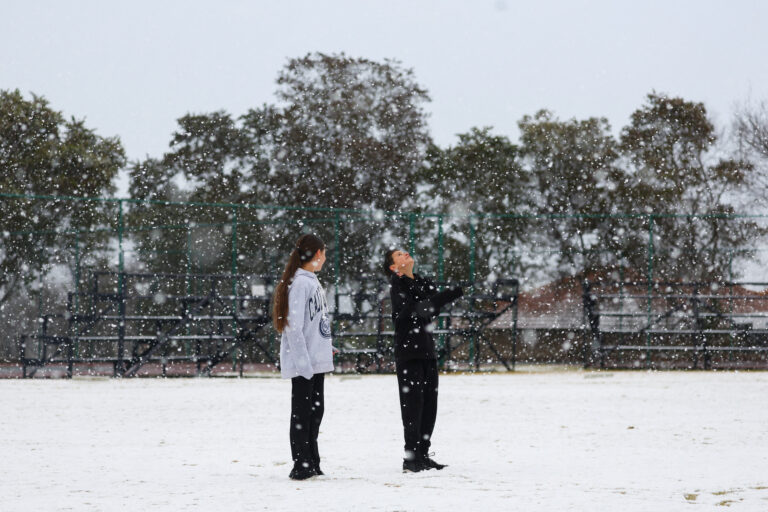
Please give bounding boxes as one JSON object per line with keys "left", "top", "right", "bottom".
{"left": 272, "top": 234, "right": 335, "bottom": 480}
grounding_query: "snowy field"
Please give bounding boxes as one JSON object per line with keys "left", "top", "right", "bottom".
{"left": 2, "top": 370, "right": 767, "bottom": 511}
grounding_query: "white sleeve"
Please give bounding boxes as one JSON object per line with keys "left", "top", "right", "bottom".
{"left": 284, "top": 282, "right": 314, "bottom": 380}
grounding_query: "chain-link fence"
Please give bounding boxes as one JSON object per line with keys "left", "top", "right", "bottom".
{"left": 3, "top": 192, "right": 768, "bottom": 373}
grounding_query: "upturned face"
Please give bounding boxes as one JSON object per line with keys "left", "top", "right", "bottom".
{"left": 389, "top": 250, "right": 414, "bottom": 275}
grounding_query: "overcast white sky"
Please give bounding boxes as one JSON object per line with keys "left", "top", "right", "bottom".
{"left": 2, "top": 0, "right": 768, "bottom": 195}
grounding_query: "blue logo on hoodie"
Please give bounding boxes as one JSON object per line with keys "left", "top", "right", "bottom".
{"left": 319, "top": 314, "right": 331, "bottom": 338}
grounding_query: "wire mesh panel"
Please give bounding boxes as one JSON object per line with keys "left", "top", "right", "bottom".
{"left": 4, "top": 193, "right": 768, "bottom": 373}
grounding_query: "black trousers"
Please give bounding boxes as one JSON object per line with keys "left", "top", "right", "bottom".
{"left": 290, "top": 373, "right": 325, "bottom": 469}
{"left": 396, "top": 358, "right": 439, "bottom": 460}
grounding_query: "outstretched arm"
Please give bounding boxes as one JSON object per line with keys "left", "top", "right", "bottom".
{"left": 416, "top": 286, "right": 464, "bottom": 319}
{"left": 392, "top": 278, "right": 463, "bottom": 326}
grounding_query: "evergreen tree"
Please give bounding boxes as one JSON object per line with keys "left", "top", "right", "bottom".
{"left": 0, "top": 89, "right": 125, "bottom": 306}
{"left": 419, "top": 128, "right": 528, "bottom": 281}
{"left": 128, "top": 53, "right": 432, "bottom": 279}
{"left": 267, "top": 52, "right": 431, "bottom": 211}
{"left": 518, "top": 110, "right": 623, "bottom": 278}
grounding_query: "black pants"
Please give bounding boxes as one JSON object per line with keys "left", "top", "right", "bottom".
{"left": 290, "top": 373, "right": 325, "bottom": 469}
{"left": 396, "top": 358, "right": 439, "bottom": 460}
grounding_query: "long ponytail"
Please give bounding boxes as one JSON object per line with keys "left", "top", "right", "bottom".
{"left": 272, "top": 233, "right": 326, "bottom": 332}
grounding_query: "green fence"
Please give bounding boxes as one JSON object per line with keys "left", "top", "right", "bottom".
{"left": 5, "top": 192, "right": 767, "bottom": 283}
{"left": 2, "top": 192, "right": 768, "bottom": 364}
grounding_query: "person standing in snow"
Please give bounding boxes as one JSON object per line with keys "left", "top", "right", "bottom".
{"left": 273, "top": 234, "right": 336, "bottom": 480}
{"left": 384, "top": 249, "right": 463, "bottom": 472}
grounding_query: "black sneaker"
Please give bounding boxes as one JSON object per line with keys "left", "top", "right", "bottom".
{"left": 402, "top": 458, "right": 427, "bottom": 473}
{"left": 422, "top": 453, "right": 447, "bottom": 470}
{"left": 289, "top": 464, "right": 317, "bottom": 480}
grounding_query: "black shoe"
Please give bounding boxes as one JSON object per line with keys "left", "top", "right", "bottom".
{"left": 289, "top": 464, "right": 317, "bottom": 480}
{"left": 422, "top": 453, "right": 447, "bottom": 470}
{"left": 402, "top": 458, "right": 427, "bottom": 473}
{"left": 313, "top": 464, "right": 325, "bottom": 476}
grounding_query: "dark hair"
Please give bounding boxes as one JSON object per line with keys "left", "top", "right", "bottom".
{"left": 272, "top": 234, "right": 326, "bottom": 333}
{"left": 383, "top": 249, "right": 397, "bottom": 277}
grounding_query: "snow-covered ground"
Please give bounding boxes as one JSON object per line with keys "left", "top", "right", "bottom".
{"left": 1, "top": 370, "right": 767, "bottom": 511}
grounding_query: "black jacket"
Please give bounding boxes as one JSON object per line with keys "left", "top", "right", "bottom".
{"left": 389, "top": 273, "right": 463, "bottom": 362}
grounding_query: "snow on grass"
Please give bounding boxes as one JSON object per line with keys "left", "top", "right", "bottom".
{"left": 1, "top": 370, "right": 767, "bottom": 511}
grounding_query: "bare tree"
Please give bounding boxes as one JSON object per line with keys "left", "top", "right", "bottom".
{"left": 735, "top": 100, "right": 768, "bottom": 158}
{"left": 734, "top": 100, "right": 768, "bottom": 211}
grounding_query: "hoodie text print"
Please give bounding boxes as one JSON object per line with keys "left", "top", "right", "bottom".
{"left": 280, "top": 268, "right": 334, "bottom": 379}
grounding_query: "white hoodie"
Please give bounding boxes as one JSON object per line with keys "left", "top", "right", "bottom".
{"left": 280, "top": 268, "right": 335, "bottom": 379}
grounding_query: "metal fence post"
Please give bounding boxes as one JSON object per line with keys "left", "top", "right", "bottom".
{"left": 645, "top": 214, "right": 654, "bottom": 369}
{"left": 467, "top": 216, "right": 478, "bottom": 370}
{"left": 116, "top": 199, "right": 126, "bottom": 376}
{"left": 231, "top": 207, "right": 238, "bottom": 277}
{"left": 334, "top": 212, "right": 340, "bottom": 311}
{"left": 36, "top": 248, "right": 43, "bottom": 361}
{"left": 436, "top": 214, "right": 449, "bottom": 365}
{"left": 185, "top": 226, "right": 193, "bottom": 356}
{"left": 437, "top": 214, "right": 444, "bottom": 282}
{"left": 73, "top": 232, "right": 81, "bottom": 358}
{"left": 469, "top": 216, "right": 476, "bottom": 283}
{"left": 231, "top": 207, "right": 239, "bottom": 371}
{"left": 728, "top": 248, "right": 735, "bottom": 360}
{"left": 408, "top": 213, "right": 415, "bottom": 257}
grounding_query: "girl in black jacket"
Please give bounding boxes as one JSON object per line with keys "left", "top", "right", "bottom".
{"left": 384, "top": 249, "right": 463, "bottom": 472}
